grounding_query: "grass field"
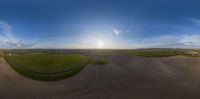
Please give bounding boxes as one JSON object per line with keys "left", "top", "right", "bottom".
{"left": 4, "top": 53, "right": 91, "bottom": 81}
{"left": 4, "top": 49, "right": 200, "bottom": 81}
{"left": 126, "top": 49, "right": 185, "bottom": 57}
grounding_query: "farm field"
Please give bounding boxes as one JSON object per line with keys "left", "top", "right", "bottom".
{"left": 1, "top": 49, "right": 200, "bottom": 99}
{"left": 125, "top": 49, "right": 200, "bottom": 57}
{"left": 4, "top": 53, "right": 90, "bottom": 81}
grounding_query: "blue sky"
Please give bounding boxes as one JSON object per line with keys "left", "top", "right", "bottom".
{"left": 1, "top": 0, "right": 200, "bottom": 49}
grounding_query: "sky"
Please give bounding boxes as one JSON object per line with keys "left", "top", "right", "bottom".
{"left": 1, "top": 0, "right": 200, "bottom": 49}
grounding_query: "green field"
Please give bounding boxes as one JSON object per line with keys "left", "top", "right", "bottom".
{"left": 126, "top": 50, "right": 184, "bottom": 57}
{"left": 4, "top": 49, "right": 200, "bottom": 81}
{"left": 4, "top": 53, "right": 91, "bottom": 81}
{"left": 125, "top": 49, "right": 200, "bottom": 57}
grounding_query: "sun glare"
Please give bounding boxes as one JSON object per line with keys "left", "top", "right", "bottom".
{"left": 97, "top": 41, "right": 104, "bottom": 48}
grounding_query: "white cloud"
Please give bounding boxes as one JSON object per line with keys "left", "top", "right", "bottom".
{"left": 113, "top": 29, "right": 120, "bottom": 35}
{"left": 187, "top": 18, "right": 200, "bottom": 26}
{"left": 133, "top": 34, "right": 200, "bottom": 49}
{"left": 180, "top": 34, "right": 200, "bottom": 46}
{"left": 0, "top": 20, "right": 36, "bottom": 49}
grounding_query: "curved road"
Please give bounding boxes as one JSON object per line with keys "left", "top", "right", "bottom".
{"left": 1, "top": 55, "right": 200, "bottom": 99}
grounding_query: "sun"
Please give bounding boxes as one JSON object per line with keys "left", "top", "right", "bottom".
{"left": 97, "top": 40, "right": 104, "bottom": 48}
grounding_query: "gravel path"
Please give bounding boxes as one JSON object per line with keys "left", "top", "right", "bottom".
{"left": 1, "top": 55, "right": 200, "bottom": 99}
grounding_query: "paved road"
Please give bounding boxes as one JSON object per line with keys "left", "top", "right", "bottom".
{"left": 1, "top": 55, "right": 200, "bottom": 99}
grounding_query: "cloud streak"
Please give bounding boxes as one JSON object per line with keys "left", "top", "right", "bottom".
{"left": 113, "top": 29, "right": 120, "bottom": 35}
{"left": 187, "top": 18, "right": 200, "bottom": 26}
{"left": 0, "top": 20, "right": 36, "bottom": 48}
{"left": 131, "top": 34, "right": 200, "bottom": 49}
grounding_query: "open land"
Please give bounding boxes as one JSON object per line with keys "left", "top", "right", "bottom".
{"left": 1, "top": 49, "right": 200, "bottom": 98}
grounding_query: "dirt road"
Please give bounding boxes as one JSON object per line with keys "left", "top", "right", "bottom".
{"left": 1, "top": 55, "right": 200, "bottom": 99}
